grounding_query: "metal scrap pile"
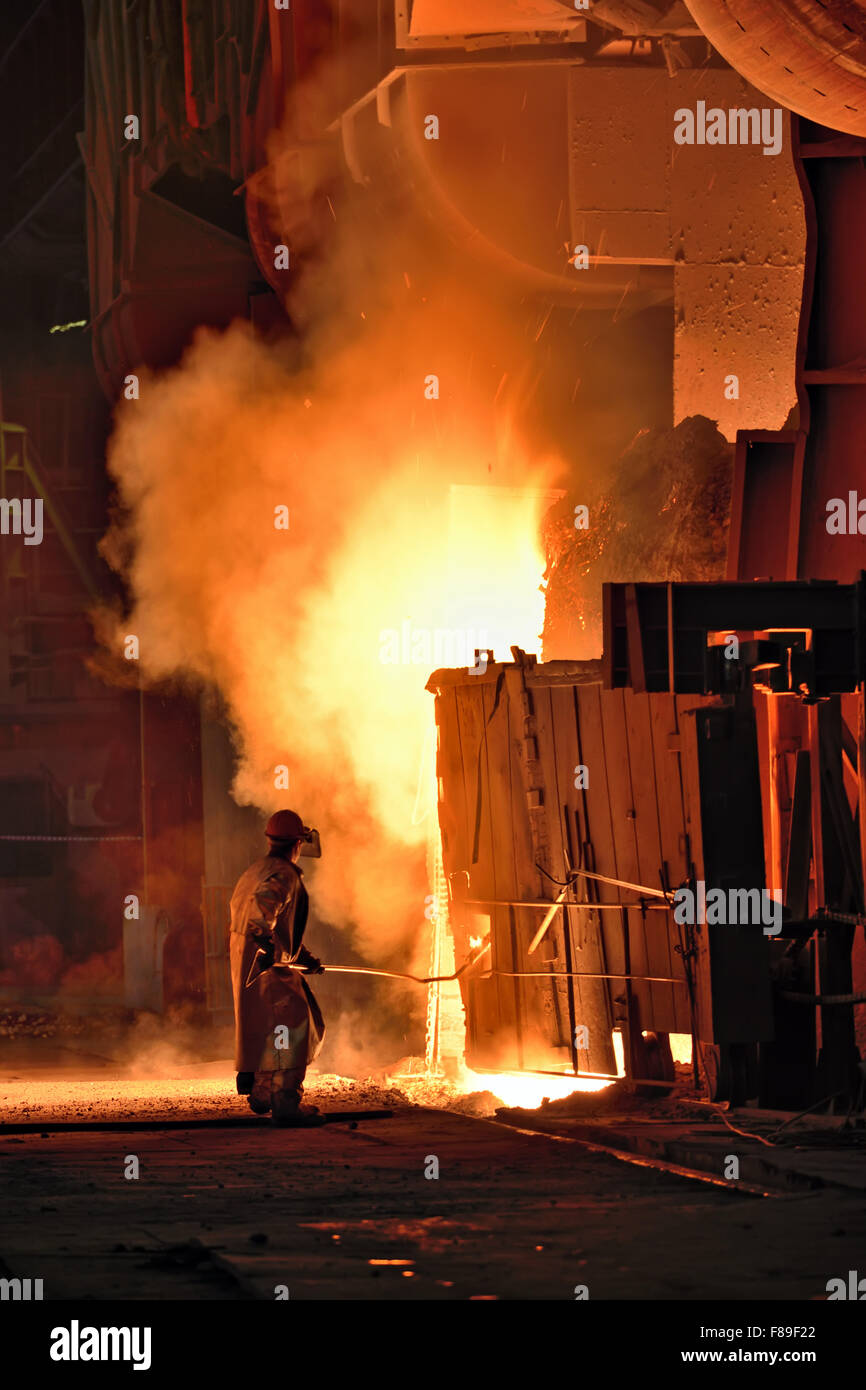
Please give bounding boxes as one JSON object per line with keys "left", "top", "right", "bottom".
{"left": 0, "top": 1008, "right": 92, "bottom": 1040}
{"left": 542, "top": 415, "right": 734, "bottom": 659}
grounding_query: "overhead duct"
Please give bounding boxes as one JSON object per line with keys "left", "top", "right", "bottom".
{"left": 682, "top": 0, "right": 866, "bottom": 137}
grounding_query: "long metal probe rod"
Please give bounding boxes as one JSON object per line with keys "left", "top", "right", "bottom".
{"left": 286, "top": 963, "right": 685, "bottom": 986}
{"left": 567, "top": 867, "right": 671, "bottom": 900}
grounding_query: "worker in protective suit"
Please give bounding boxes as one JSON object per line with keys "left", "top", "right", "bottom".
{"left": 229, "top": 809, "right": 325, "bottom": 1125}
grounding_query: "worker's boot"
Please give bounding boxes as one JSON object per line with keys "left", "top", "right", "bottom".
{"left": 272, "top": 1102, "right": 322, "bottom": 1126}
{"left": 271, "top": 1071, "right": 321, "bottom": 1126}
{"left": 247, "top": 1074, "right": 272, "bottom": 1115}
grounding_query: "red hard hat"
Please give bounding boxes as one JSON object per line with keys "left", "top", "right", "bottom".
{"left": 265, "top": 809, "right": 310, "bottom": 841}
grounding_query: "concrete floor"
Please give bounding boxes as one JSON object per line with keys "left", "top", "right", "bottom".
{"left": 1, "top": 1090, "right": 864, "bottom": 1301}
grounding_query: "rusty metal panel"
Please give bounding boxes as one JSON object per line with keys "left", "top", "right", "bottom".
{"left": 727, "top": 431, "right": 805, "bottom": 582}
{"left": 432, "top": 654, "right": 780, "bottom": 1078}
{"left": 435, "top": 664, "right": 614, "bottom": 1073}
{"left": 572, "top": 681, "right": 627, "bottom": 1007}
{"left": 452, "top": 677, "right": 510, "bottom": 1063}
{"left": 430, "top": 659, "right": 722, "bottom": 1079}
{"left": 647, "top": 694, "right": 694, "bottom": 1034}
{"left": 622, "top": 691, "right": 679, "bottom": 1030}
{"left": 481, "top": 672, "right": 526, "bottom": 1068}
{"left": 541, "top": 682, "right": 616, "bottom": 1075}
{"left": 680, "top": 701, "right": 774, "bottom": 1045}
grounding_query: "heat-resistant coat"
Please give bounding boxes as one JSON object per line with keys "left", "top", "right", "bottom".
{"left": 229, "top": 855, "right": 325, "bottom": 1073}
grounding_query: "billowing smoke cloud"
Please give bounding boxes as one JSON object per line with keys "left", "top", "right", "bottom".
{"left": 97, "top": 73, "right": 558, "bottom": 969}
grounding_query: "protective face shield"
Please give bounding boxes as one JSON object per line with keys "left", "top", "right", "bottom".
{"left": 299, "top": 828, "right": 321, "bottom": 858}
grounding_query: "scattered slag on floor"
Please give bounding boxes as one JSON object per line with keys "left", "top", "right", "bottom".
{"left": 0, "top": 1065, "right": 616, "bottom": 1124}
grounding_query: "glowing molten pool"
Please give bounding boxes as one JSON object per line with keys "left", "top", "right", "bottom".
{"left": 461, "top": 1068, "right": 611, "bottom": 1109}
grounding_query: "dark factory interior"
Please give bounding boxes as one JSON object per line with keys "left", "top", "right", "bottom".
{"left": 1, "top": 0, "right": 866, "bottom": 1348}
